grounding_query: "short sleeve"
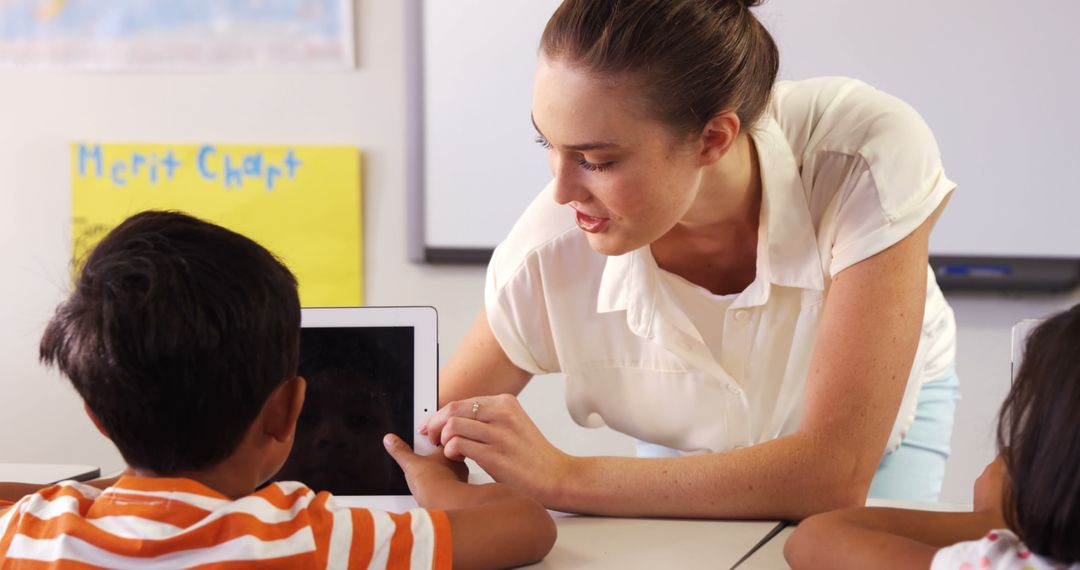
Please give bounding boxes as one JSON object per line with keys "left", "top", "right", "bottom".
{"left": 485, "top": 243, "right": 561, "bottom": 375}
{"left": 346, "top": 506, "right": 452, "bottom": 570}
{"left": 483, "top": 182, "right": 574, "bottom": 376}
{"left": 819, "top": 84, "right": 956, "bottom": 276}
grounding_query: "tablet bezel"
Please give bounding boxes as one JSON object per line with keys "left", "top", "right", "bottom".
{"left": 299, "top": 306, "right": 437, "bottom": 455}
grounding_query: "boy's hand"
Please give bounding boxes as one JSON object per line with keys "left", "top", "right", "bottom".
{"left": 974, "top": 453, "right": 1007, "bottom": 522}
{"left": 384, "top": 433, "right": 469, "bottom": 507}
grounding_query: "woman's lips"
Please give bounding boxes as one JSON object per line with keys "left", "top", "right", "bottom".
{"left": 575, "top": 210, "right": 610, "bottom": 233}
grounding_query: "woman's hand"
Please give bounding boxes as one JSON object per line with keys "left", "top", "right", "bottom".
{"left": 420, "top": 394, "right": 573, "bottom": 503}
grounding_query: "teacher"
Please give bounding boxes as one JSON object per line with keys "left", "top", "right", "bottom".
{"left": 424, "top": 0, "right": 958, "bottom": 519}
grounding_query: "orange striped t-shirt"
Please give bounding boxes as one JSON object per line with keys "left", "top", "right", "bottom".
{"left": 0, "top": 476, "right": 451, "bottom": 569}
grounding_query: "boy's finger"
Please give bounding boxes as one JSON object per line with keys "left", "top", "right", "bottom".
{"left": 383, "top": 433, "right": 416, "bottom": 467}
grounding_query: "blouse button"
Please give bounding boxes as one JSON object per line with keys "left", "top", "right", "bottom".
{"left": 727, "top": 384, "right": 741, "bottom": 394}
{"left": 734, "top": 310, "right": 750, "bottom": 322}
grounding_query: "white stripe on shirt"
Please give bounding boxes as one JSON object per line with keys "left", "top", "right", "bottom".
{"left": 367, "top": 509, "right": 395, "bottom": 570}
{"left": 18, "top": 494, "right": 83, "bottom": 522}
{"left": 7, "top": 526, "right": 317, "bottom": 569}
{"left": 408, "top": 508, "right": 436, "bottom": 569}
{"left": 325, "top": 494, "right": 354, "bottom": 570}
{"left": 86, "top": 516, "right": 184, "bottom": 540}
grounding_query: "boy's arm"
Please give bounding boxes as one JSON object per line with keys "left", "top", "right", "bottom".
{"left": 784, "top": 507, "right": 1002, "bottom": 570}
{"left": 384, "top": 434, "right": 557, "bottom": 570}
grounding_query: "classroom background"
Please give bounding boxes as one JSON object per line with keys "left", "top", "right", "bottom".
{"left": 1, "top": 0, "right": 1077, "bottom": 505}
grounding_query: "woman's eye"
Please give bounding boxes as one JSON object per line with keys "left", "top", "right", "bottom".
{"left": 536, "top": 135, "right": 613, "bottom": 172}
{"left": 576, "top": 157, "right": 613, "bottom": 172}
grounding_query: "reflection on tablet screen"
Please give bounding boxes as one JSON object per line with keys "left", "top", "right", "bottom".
{"left": 273, "top": 327, "right": 414, "bottom": 495}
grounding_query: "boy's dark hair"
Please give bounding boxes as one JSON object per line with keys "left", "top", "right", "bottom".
{"left": 998, "top": 304, "right": 1080, "bottom": 563}
{"left": 40, "top": 211, "right": 300, "bottom": 474}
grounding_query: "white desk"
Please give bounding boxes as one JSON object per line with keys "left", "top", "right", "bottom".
{"left": 0, "top": 463, "right": 100, "bottom": 484}
{"left": 337, "top": 495, "right": 781, "bottom": 569}
{"left": 734, "top": 524, "right": 794, "bottom": 570}
{"left": 521, "top": 516, "right": 780, "bottom": 570}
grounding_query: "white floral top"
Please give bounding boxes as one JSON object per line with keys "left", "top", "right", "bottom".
{"left": 932, "top": 530, "right": 1077, "bottom": 570}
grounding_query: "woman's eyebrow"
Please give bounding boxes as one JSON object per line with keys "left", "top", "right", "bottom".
{"left": 532, "top": 114, "right": 620, "bottom": 151}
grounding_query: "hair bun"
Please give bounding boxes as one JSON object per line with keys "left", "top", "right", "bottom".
{"left": 711, "top": 0, "right": 764, "bottom": 10}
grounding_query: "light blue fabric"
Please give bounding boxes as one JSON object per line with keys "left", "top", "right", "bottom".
{"left": 868, "top": 366, "right": 960, "bottom": 501}
{"left": 635, "top": 366, "right": 960, "bottom": 502}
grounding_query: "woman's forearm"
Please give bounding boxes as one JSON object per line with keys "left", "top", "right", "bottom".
{"left": 548, "top": 432, "right": 873, "bottom": 519}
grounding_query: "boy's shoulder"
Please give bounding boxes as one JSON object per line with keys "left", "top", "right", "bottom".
{"left": 0, "top": 477, "right": 451, "bottom": 569}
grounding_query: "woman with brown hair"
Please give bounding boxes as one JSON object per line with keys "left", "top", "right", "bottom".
{"left": 425, "top": 0, "right": 958, "bottom": 519}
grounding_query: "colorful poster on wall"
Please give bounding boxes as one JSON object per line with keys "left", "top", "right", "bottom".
{"left": 71, "top": 142, "right": 363, "bottom": 307}
{"left": 1, "top": 1, "right": 354, "bottom": 70}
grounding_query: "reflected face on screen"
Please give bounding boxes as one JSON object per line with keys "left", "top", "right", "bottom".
{"left": 272, "top": 327, "right": 414, "bottom": 495}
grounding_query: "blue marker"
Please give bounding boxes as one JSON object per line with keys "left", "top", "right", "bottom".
{"left": 938, "top": 264, "right": 1012, "bottom": 278}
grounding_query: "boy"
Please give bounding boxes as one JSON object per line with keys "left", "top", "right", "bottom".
{"left": 0, "top": 211, "right": 556, "bottom": 569}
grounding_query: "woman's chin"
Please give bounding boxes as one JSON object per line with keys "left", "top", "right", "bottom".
{"left": 585, "top": 231, "right": 638, "bottom": 257}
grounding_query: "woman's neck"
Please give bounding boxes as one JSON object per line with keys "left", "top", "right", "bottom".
{"left": 650, "top": 133, "right": 762, "bottom": 295}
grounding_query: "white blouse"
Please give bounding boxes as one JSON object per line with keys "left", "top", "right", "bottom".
{"left": 485, "top": 77, "right": 957, "bottom": 454}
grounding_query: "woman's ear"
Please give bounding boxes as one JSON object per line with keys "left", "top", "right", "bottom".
{"left": 699, "top": 111, "right": 742, "bottom": 165}
{"left": 263, "top": 376, "right": 307, "bottom": 443}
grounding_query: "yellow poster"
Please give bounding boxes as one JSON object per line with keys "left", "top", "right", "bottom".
{"left": 71, "top": 142, "right": 363, "bottom": 307}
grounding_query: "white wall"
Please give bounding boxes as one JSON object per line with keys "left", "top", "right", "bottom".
{"left": 1, "top": 1, "right": 1076, "bottom": 507}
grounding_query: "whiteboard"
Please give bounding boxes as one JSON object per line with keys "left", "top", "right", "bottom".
{"left": 411, "top": 0, "right": 1080, "bottom": 261}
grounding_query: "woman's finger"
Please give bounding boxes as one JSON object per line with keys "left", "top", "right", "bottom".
{"left": 426, "top": 396, "right": 500, "bottom": 446}
{"left": 440, "top": 416, "right": 495, "bottom": 448}
{"left": 443, "top": 433, "right": 492, "bottom": 463}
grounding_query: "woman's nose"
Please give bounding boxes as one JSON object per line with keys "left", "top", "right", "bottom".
{"left": 550, "top": 154, "right": 589, "bottom": 206}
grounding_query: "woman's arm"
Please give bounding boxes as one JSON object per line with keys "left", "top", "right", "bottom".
{"left": 429, "top": 211, "right": 941, "bottom": 519}
{"left": 436, "top": 309, "right": 533, "bottom": 407}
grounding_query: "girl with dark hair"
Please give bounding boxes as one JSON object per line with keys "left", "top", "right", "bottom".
{"left": 426, "top": 0, "right": 959, "bottom": 518}
{"left": 784, "top": 305, "right": 1080, "bottom": 568}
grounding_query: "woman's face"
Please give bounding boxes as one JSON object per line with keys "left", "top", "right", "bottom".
{"left": 532, "top": 56, "right": 706, "bottom": 256}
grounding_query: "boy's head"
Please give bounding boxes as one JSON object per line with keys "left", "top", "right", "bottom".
{"left": 999, "top": 303, "right": 1080, "bottom": 563}
{"left": 40, "top": 211, "right": 302, "bottom": 478}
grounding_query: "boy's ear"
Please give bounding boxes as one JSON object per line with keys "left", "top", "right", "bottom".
{"left": 83, "top": 403, "right": 112, "bottom": 441}
{"left": 263, "top": 377, "right": 307, "bottom": 443}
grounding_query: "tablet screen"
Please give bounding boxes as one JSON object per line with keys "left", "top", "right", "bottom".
{"left": 272, "top": 326, "right": 414, "bottom": 495}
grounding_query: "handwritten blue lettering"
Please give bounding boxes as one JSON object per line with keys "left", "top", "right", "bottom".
{"left": 78, "top": 144, "right": 103, "bottom": 178}
{"left": 162, "top": 151, "right": 180, "bottom": 180}
{"left": 283, "top": 150, "right": 301, "bottom": 179}
{"left": 242, "top": 153, "right": 262, "bottom": 177}
{"left": 265, "top": 165, "right": 282, "bottom": 191}
{"left": 110, "top": 161, "right": 127, "bottom": 187}
{"left": 223, "top": 154, "right": 244, "bottom": 189}
{"left": 198, "top": 145, "right": 217, "bottom": 180}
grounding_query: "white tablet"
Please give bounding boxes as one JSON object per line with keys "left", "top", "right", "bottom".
{"left": 272, "top": 306, "right": 438, "bottom": 496}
